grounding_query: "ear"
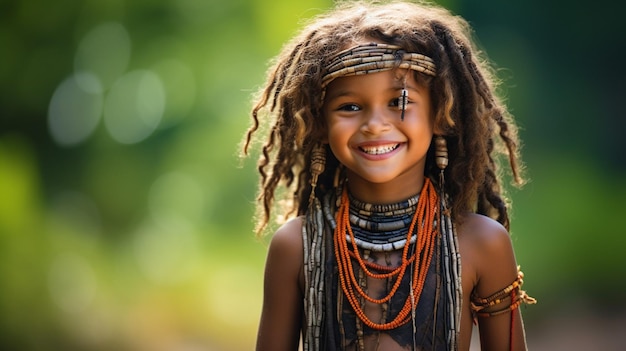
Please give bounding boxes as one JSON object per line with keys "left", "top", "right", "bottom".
{"left": 316, "top": 124, "right": 329, "bottom": 144}
{"left": 432, "top": 124, "right": 445, "bottom": 136}
{"left": 432, "top": 117, "right": 452, "bottom": 136}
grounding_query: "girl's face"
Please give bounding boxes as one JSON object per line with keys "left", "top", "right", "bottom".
{"left": 323, "top": 69, "right": 433, "bottom": 201}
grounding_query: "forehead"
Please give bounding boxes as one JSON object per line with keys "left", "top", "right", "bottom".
{"left": 324, "top": 69, "right": 421, "bottom": 97}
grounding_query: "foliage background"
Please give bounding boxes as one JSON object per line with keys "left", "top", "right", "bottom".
{"left": 1, "top": 0, "right": 625, "bottom": 350}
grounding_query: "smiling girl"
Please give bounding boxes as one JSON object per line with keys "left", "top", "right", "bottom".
{"left": 243, "top": 1, "right": 535, "bottom": 350}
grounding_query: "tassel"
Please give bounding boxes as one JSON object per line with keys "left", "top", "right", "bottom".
{"left": 309, "top": 143, "right": 326, "bottom": 205}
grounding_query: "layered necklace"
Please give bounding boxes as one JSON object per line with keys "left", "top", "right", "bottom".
{"left": 333, "top": 178, "right": 439, "bottom": 330}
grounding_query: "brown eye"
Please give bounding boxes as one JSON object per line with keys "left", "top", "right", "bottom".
{"left": 390, "top": 97, "right": 403, "bottom": 110}
{"left": 391, "top": 91, "right": 409, "bottom": 110}
{"left": 337, "top": 103, "right": 360, "bottom": 112}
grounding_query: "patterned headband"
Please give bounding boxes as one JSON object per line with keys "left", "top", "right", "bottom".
{"left": 321, "top": 42, "right": 437, "bottom": 88}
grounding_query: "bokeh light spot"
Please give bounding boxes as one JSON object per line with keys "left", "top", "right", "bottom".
{"left": 148, "top": 171, "right": 204, "bottom": 227}
{"left": 48, "top": 72, "right": 104, "bottom": 146}
{"left": 48, "top": 253, "right": 97, "bottom": 315}
{"left": 133, "top": 218, "right": 199, "bottom": 284}
{"left": 74, "top": 22, "right": 131, "bottom": 89}
{"left": 103, "top": 70, "right": 165, "bottom": 144}
{"left": 151, "top": 59, "right": 196, "bottom": 129}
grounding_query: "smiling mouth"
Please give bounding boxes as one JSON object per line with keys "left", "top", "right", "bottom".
{"left": 359, "top": 143, "right": 400, "bottom": 155}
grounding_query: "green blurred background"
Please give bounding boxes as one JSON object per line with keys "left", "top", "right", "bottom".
{"left": 1, "top": 0, "right": 625, "bottom": 350}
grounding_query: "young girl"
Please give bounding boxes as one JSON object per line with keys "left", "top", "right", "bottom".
{"left": 243, "top": 1, "right": 536, "bottom": 350}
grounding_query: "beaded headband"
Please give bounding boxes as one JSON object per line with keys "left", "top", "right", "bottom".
{"left": 321, "top": 42, "right": 437, "bottom": 88}
{"left": 321, "top": 43, "right": 436, "bottom": 120}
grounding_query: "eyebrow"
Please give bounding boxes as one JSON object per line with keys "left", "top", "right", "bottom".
{"left": 324, "top": 89, "right": 355, "bottom": 101}
{"left": 325, "top": 84, "right": 420, "bottom": 101}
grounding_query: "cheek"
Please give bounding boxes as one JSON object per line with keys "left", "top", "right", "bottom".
{"left": 326, "top": 128, "right": 345, "bottom": 151}
{"left": 409, "top": 110, "right": 434, "bottom": 134}
{"left": 325, "top": 116, "right": 345, "bottom": 137}
{"left": 327, "top": 117, "right": 359, "bottom": 141}
{"left": 325, "top": 121, "right": 353, "bottom": 157}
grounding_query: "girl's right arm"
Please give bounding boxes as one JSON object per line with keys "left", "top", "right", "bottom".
{"left": 256, "top": 217, "right": 304, "bottom": 351}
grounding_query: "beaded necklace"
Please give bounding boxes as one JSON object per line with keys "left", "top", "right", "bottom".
{"left": 304, "top": 181, "right": 461, "bottom": 350}
{"left": 347, "top": 191, "right": 420, "bottom": 252}
{"left": 333, "top": 178, "right": 439, "bottom": 330}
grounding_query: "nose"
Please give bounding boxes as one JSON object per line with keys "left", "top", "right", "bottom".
{"left": 360, "top": 107, "right": 392, "bottom": 135}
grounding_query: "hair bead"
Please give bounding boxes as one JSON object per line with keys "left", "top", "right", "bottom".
{"left": 434, "top": 136, "right": 448, "bottom": 170}
{"left": 309, "top": 143, "right": 326, "bottom": 204}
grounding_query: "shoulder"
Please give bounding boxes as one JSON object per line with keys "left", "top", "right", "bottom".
{"left": 267, "top": 216, "right": 304, "bottom": 268}
{"left": 456, "top": 213, "right": 512, "bottom": 256}
{"left": 262, "top": 217, "right": 305, "bottom": 307}
{"left": 456, "top": 213, "right": 518, "bottom": 295}
{"left": 269, "top": 216, "right": 304, "bottom": 250}
{"left": 265, "top": 217, "right": 305, "bottom": 286}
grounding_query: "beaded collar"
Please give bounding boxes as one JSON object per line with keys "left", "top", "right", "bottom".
{"left": 325, "top": 189, "right": 422, "bottom": 252}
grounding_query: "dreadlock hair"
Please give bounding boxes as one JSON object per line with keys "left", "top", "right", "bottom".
{"left": 242, "top": 0, "right": 525, "bottom": 236}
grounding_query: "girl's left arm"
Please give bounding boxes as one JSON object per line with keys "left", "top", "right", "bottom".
{"left": 470, "top": 216, "right": 530, "bottom": 351}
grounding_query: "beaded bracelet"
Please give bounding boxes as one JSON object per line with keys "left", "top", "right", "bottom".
{"left": 470, "top": 268, "right": 537, "bottom": 318}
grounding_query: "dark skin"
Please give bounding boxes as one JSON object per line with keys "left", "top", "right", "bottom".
{"left": 256, "top": 69, "right": 527, "bottom": 351}
{"left": 256, "top": 213, "right": 526, "bottom": 351}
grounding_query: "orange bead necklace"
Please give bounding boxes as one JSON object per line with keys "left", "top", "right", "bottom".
{"left": 334, "top": 178, "right": 439, "bottom": 330}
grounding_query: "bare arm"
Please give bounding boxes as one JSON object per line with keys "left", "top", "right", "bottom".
{"left": 256, "top": 217, "right": 304, "bottom": 351}
{"left": 466, "top": 215, "right": 529, "bottom": 351}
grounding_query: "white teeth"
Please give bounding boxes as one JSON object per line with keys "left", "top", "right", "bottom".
{"left": 360, "top": 144, "right": 398, "bottom": 155}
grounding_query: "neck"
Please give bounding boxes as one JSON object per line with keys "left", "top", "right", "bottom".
{"left": 345, "top": 172, "right": 426, "bottom": 204}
